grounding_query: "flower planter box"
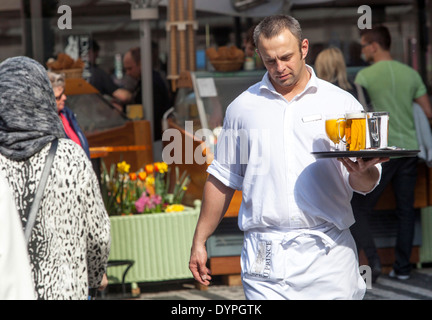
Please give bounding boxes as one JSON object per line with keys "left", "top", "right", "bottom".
{"left": 108, "top": 201, "right": 200, "bottom": 283}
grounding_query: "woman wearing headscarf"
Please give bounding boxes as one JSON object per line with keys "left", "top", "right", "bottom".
{"left": 0, "top": 56, "right": 110, "bottom": 300}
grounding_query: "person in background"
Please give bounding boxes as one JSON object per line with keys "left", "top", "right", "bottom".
{"left": 47, "top": 71, "right": 90, "bottom": 158}
{"left": 315, "top": 47, "right": 356, "bottom": 97}
{"left": 347, "top": 41, "right": 369, "bottom": 67}
{"left": 123, "top": 47, "right": 171, "bottom": 141}
{"left": 351, "top": 25, "right": 432, "bottom": 282}
{"left": 243, "top": 24, "right": 264, "bottom": 70}
{"left": 189, "top": 15, "right": 388, "bottom": 300}
{"left": 314, "top": 46, "right": 370, "bottom": 109}
{"left": 123, "top": 47, "right": 171, "bottom": 162}
{"left": 88, "top": 40, "right": 132, "bottom": 109}
{"left": 0, "top": 56, "right": 110, "bottom": 300}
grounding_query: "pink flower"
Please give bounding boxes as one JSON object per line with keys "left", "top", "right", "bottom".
{"left": 135, "top": 193, "right": 151, "bottom": 213}
{"left": 151, "top": 194, "right": 162, "bottom": 206}
{"left": 135, "top": 193, "right": 163, "bottom": 213}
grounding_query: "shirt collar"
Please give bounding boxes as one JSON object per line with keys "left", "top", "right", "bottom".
{"left": 259, "top": 64, "right": 319, "bottom": 99}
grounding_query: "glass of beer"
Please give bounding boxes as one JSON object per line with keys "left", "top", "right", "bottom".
{"left": 325, "top": 114, "right": 346, "bottom": 150}
{"left": 345, "top": 111, "right": 366, "bottom": 151}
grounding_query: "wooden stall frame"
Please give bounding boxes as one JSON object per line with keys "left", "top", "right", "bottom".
{"left": 87, "top": 120, "right": 154, "bottom": 172}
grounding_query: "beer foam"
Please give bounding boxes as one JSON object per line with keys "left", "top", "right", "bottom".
{"left": 346, "top": 112, "right": 366, "bottom": 119}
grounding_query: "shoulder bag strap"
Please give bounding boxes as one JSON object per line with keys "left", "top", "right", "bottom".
{"left": 24, "top": 139, "right": 58, "bottom": 244}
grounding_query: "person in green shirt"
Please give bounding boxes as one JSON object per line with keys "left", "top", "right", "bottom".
{"left": 350, "top": 25, "right": 432, "bottom": 282}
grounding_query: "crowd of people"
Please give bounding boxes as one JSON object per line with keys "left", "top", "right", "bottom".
{"left": 1, "top": 12, "right": 431, "bottom": 300}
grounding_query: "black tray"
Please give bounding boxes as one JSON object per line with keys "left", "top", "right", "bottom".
{"left": 311, "top": 149, "right": 420, "bottom": 159}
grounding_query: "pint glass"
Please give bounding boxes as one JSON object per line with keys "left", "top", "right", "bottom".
{"left": 345, "top": 112, "right": 366, "bottom": 151}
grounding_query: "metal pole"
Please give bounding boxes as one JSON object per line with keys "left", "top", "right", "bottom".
{"left": 131, "top": 4, "right": 159, "bottom": 141}
{"left": 30, "top": 0, "right": 44, "bottom": 63}
{"left": 20, "top": 0, "right": 29, "bottom": 57}
{"left": 139, "top": 19, "right": 154, "bottom": 141}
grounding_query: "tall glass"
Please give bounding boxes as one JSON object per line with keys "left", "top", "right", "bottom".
{"left": 325, "top": 114, "right": 346, "bottom": 150}
{"left": 345, "top": 111, "right": 366, "bottom": 151}
{"left": 367, "top": 112, "right": 389, "bottom": 149}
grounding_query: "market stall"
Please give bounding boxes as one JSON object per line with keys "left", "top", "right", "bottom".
{"left": 64, "top": 78, "right": 154, "bottom": 171}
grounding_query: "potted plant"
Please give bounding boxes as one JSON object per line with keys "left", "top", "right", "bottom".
{"left": 101, "top": 161, "right": 200, "bottom": 283}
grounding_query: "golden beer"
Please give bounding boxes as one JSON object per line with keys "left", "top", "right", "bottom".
{"left": 325, "top": 118, "right": 345, "bottom": 144}
{"left": 325, "top": 114, "right": 346, "bottom": 150}
{"left": 345, "top": 112, "right": 366, "bottom": 151}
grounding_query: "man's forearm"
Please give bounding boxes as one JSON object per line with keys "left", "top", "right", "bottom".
{"left": 192, "top": 175, "right": 236, "bottom": 247}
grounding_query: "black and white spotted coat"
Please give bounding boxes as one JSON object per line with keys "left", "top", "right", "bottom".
{"left": 0, "top": 139, "right": 110, "bottom": 300}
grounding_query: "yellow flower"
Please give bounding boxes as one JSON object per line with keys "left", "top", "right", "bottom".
{"left": 117, "top": 161, "right": 130, "bottom": 174}
{"left": 155, "top": 162, "right": 168, "bottom": 173}
{"left": 145, "top": 176, "right": 155, "bottom": 186}
{"left": 182, "top": 186, "right": 187, "bottom": 191}
{"left": 165, "top": 204, "right": 184, "bottom": 212}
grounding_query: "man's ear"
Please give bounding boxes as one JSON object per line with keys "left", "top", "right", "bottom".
{"left": 370, "top": 42, "right": 379, "bottom": 53}
{"left": 301, "top": 38, "right": 309, "bottom": 61}
{"left": 255, "top": 48, "right": 261, "bottom": 59}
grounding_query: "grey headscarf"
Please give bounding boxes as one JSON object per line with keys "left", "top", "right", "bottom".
{"left": 0, "top": 56, "right": 65, "bottom": 160}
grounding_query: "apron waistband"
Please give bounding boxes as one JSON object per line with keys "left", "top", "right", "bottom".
{"left": 281, "top": 229, "right": 337, "bottom": 251}
{"left": 246, "top": 222, "right": 340, "bottom": 252}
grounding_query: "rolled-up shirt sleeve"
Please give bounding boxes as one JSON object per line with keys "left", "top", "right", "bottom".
{"left": 206, "top": 111, "right": 246, "bottom": 191}
{"left": 207, "top": 159, "right": 244, "bottom": 190}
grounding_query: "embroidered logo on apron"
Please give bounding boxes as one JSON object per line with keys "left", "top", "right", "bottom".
{"left": 251, "top": 240, "right": 272, "bottom": 278}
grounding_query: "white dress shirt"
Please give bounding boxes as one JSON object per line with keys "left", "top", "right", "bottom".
{"left": 207, "top": 66, "right": 381, "bottom": 232}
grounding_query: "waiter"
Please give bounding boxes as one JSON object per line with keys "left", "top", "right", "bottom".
{"left": 189, "top": 15, "right": 388, "bottom": 299}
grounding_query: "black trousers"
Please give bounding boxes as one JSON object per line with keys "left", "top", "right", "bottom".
{"left": 350, "top": 157, "right": 418, "bottom": 275}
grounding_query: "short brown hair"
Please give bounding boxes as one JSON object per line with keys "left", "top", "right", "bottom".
{"left": 360, "top": 25, "right": 391, "bottom": 51}
{"left": 253, "top": 15, "right": 303, "bottom": 52}
{"left": 129, "top": 47, "right": 141, "bottom": 64}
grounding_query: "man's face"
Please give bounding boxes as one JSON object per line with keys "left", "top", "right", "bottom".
{"left": 360, "top": 36, "right": 374, "bottom": 63}
{"left": 257, "top": 29, "right": 308, "bottom": 94}
{"left": 123, "top": 52, "right": 141, "bottom": 80}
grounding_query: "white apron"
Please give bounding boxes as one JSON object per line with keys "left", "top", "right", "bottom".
{"left": 241, "top": 222, "right": 366, "bottom": 300}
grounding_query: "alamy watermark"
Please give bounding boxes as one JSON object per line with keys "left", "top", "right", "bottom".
{"left": 360, "top": 265, "right": 373, "bottom": 289}
{"left": 56, "top": 4, "right": 371, "bottom": 31}
{"left": 57, "top": 5, "right": 72, "bottom": 30}
{"left": 358, "top": 5, "right": 372, "bottom": 30}
{"left": 161, "top": 121, "right": 271, "bottom": 175}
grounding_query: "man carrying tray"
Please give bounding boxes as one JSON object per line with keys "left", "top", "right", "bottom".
{"left": 189, "top": 15, "right": 388, "bottom": 299}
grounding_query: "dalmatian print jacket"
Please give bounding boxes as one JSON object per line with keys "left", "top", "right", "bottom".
{"left": 0, "top": 139, "right": 110, "bottom": 300}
